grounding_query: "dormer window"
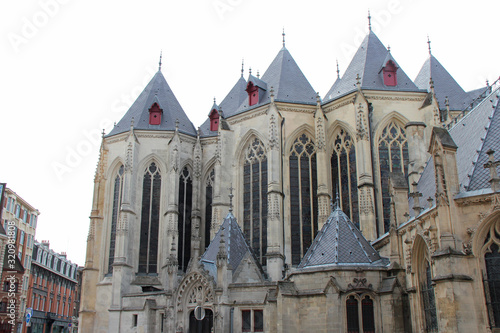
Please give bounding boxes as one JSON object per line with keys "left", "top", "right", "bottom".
{"left": 209, "top": 109, "right": 219, "bottom": 131}
{"left": 246, "top": 81, "right": 259, "bottom": 106}
{"left": 382, "top": 60, "right": 398, "bottom": 86}
{"left": 148, "top": 102, "right": 163, "bottom": 125}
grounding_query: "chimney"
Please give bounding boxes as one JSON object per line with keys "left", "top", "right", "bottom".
{"left": 41, "top": 240, "right": 50, "bottom": 248}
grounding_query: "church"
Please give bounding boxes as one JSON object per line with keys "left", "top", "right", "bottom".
{"left": 79, "top": 21, "right": 500, "bottom": 332}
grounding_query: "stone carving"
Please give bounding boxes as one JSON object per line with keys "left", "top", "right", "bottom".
{"left": 356, "top": 103, "right": 368, "bottom": 141}
{"left": 193, "top": 140, "right": 202, "bottom": 179}
{"left": 315, "top": 114, "right": 326, "bottom": 151}
{"left": 125, "top": 142, "right": 133, "bottom": 172}
{"left": 269, "top": 114, "right": 279, "bottom": 150}
{"left": 176, "top": 272, "right": 214, "bottom": 308}
{"left": 347, "top": 278, "right": 373, "bottom": 290}
{"left": 359, "top": 187, "right": 374, "bottom": 215}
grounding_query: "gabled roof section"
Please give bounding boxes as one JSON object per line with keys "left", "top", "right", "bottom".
{"left": 298, "top": 202, "right": 388, "bottom": 269}
{"left": 108, "top": 71, "right": 196, "bottom": 137}
{"left": 414, "top": 55, "right": 471, "bottom": 111}
{"left": 200, "top": 76, "right": 247, "bottom": 137}
{"left": 323, "top": 31, "right": 421, "bottom": 102}
{"left": 201, "top": 212, "right": 263, "bottom": 277}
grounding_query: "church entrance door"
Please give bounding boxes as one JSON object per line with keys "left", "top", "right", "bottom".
{"left": 189, "top": 308, "right": 213, "bottom": 333}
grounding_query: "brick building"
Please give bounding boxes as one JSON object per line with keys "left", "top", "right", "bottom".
{"left": 26, "top": 241, "right": 78, "bottom": 333}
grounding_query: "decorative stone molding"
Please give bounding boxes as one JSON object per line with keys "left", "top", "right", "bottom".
{"left": 356, "top": 103, "right": 368, "bottom": 141}
{"left": 176, "top": 272, "right": 214, "bottom": 308}
{"left": 228, "top": 110, "right": 268, "bottom": 125}
{"left": 315, "top": 115, "right": 326, "bottom": 151}
{"left": 347, "top": 278, "right": 373, "bottom": 291}
{"left": 365, "top": 96, "right": 425, "bottom": 102}
{"left": 269, "top": 114, "right": 279, "bottom": 150}
{"left": 359, "top": 187, "right": 374, "bottom": 215}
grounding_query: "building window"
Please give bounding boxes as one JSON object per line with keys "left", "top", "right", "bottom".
{"left": 138, "top": 162, "right": 161, "bottom": 274}
{"left": 23, "top": 209, "right": 28, "bottom": 223}
{"left": 243, "top": 138, "right": 268, "bottom": 265}
{"left": 148, "top": 102, "right": 163, "bottom": 125}
{"left": 331, "top": 128, "right": 358, "bottom": 225}
{"left": 178, "top": 167, "right": 193, "bottom": 272}
{"left": 378, "top": 121, "right": 408, "bottom": 233}
{"left": 346, "top": 295, "right": 375, "bottom": 333}
{"left": 15, "top": 204, "right": 20, "bottom": 218}
{"left": 209, "top": 109, "right": 219, "bottom": 132}
{"left": 421, "top": 260, "right": 438, "bottom": 332}
{"left": 108, "top": 165, "right": 124, "bottom": 274}
{"left": 204, "top": 169, "right": 215, "bottom": 250}
{"left": 6, "top": 198, "right": 11, "bottom": 212}
{"left": 242, "top": 309, "right": 264, "bottom": 332}
{"left": 289, "top": 134, "right": 318, "bottom": 265}
{"left": 246, "top": 81, "right": 259, "bottom": 106}
{"left": 483, "top": 223, "right": 500, "bottom": 329}
{"left": 132, "top": 314, "right": 138, "bottom": 327}
{"left": 0, "top": 300, "right": 6, "bottom": 313}
{"left": 382, "top": 60, "right": 398, "bottom": 86}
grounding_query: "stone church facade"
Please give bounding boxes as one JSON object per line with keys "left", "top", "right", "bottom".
{"left": 79, "top": 26, "right": 500, "bottom": 332}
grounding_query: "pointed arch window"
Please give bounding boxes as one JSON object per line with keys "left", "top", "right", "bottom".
{"left": 289, "top": 134, "right": 318, "bottom": 265}
{"left": 108, "top": 165, "right": 124, "bottom": 274}
{"left": 331, "top": 128, "right": 358, "bottom": 225}
{"left": 421, "top": 260, "right": 438, "bottom": 332}
{"left": 378, "top": 121, "right": 408, "bottom": 233}
{"left": 139, "top": 162, "right": 161, "bottom": 274}
{"left": 204, "top": 169, "right": 215, "bottom": 250}
{"left": 243, "top": 138, "right": 268, "bottom": 265}
{"left": 346, "top": 295, "right": 375, "bottom": 333}
{"left": 482, "top": 221, "right": 500, "bottom": 329}
{"left": 178, "top": 167, "right": 193, "bottom": 272}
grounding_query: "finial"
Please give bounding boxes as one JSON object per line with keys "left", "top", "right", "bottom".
{"left": 159, "top": 50, "right": 162, "bottom": 71}
{"left": 256, "top": 70, "right": 260, "bottom": 79}
{"left": 330, "top": 198, "right": 334, "bottom": 212}
{"left": 282, "top": 27, "right": 286, "bottom": 47}
{"left": 487, "top": 79, "right": 490, "bottom": 87}
{"left": 356, "top": 73, "right": 362, "bottom": 86}
{"left": 197, "top": 127, "right": 201, "bottom": 137}
{"left": 249, "top": 67, "right": 252, "bottom": 76}
{"left": 101, "top": 129, "right": 105, "bottom": 138}
{"left": 427, "top": 35, "right": 432, "bottom": 55}
{"left": 368, "top": 10, "right": 372, "bottom": 31}
{"left": 387, "top": 45, "right": 391, "bottom": 52}
{"left": 335, "top": 188, "right": 340, "bottom": 210}
{"left": 130, "top": 117, "right": 135, "bottom": 128}
{"left": 175, "top": 119, "right": 179, "bottom": 131}
{"left": 316, "top": 92, "right": 321, "bottom": 104}
{"left": 336, "top": 59, "right": 340, "bottom": 79}
{"left": 214, "top": 97, "right": 216, "bottom": 104}
{"left": 241, "top": 59, "right": 244, "bottom": 77}
{"left": 228, "top": 184, "right": 234, "bottom": 212}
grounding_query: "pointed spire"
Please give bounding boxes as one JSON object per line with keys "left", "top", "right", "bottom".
{"left": 336, "top": 59, "right": 340, "bottom": 79}
{"left": 175, "top": 118, "right": 179, "bottom": 132}
{"left": 158, "top": 50, "right": 162, "bottom": 71}
{"left": 335, "top": 188, "right": 340, "bottom": 211}
{"left": 427, "top": 35, "right": 432, "bottom": 56}
{"left": 101, "top": 129, "right": 105, "bottom": 138}
{"left": 249, "top": 67, "right": 252, "bottom": 76}
{"left": 368, "top": 10, "right": 372, "bottom": 31}
{"left": 241, "top": 59, "right": 244, "bottom": 77}
{"left": 387, "top": 45, "right": 391, "bottom": 52}
{"left": 256, "top": 70, "right": 260, "bottom": 79}
{"left": 282, "top": 27, "right": 286, "bottom": 47}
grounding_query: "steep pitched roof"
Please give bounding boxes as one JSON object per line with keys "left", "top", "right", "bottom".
{"left": 199, "top": 76, "right": 247, "bottom": 137}
{"left": 298, "top": 202, "right": 388, "bottom": 269}
{"left": 414, "top": 55, "right": 471, "bottom": 111}
{"left": 409, "top": 88, "right": 500, "bottom": 216}
{"left": 324, "top": 31, "right": 421, "bottom": 102}
{"left": 232, "top": 47, "right": 317, "bottom": 114}
{"left": 201, "top": 212, "right": 262, "bottom": 277}
{"left": 108, "top": 71, "right": 196, "bottom": 137}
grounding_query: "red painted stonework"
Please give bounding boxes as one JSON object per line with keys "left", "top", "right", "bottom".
{"left": 383, "top": 60, "right": 398, "bottom": 86}
{"left": 149, "top": 102, "right": 163, "bottom": 125}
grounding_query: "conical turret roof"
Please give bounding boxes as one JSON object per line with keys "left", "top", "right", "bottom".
{"left": 298, "top": 202, "right": 388, "bottom": 269}
{"left": 108, "top": 70, "right": 196, "bottom": 137}
{"left": 324, "top": 31, "right": 421, "bottom": 102}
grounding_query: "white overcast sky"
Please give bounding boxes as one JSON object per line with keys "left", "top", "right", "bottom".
{"left": 1, "top": 0, "right": 499, "bottom": 266}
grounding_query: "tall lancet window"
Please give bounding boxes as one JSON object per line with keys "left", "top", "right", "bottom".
{"left": 108, "top": 165, "right": 124, "bottom": 274}
{"left": 178, "top": 167, "right": 193, "bottom": 272}
{"left": 139, "top": 162, "right": 161, "bottom": 274}
{"left": 289, "top": 134, "right": 318, "bottom": 266}
{"left": 204, "top": 169, "right": 215, "bottom": 250}
{"left": 243, "top": 138, "right": 268, "bottom": 265}
{"left": 421, "top": 260, "right": 438, "bottom": 332}
{"left": 331, "top": 128, "right": 358, "bottom": 225}
{"left": 378, "top": 121, "right": 408, "bottom": 233}
{"left": 482, "top": 222, "right": 500, "bottom": 329}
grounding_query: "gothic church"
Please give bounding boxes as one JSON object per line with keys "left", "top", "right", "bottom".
{"left": 79, "top": 24, "right": 500, "bottom": 332}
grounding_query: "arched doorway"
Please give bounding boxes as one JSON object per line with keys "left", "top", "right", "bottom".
{"left": 189, "top": 308, "right": 213, "bottom": 333}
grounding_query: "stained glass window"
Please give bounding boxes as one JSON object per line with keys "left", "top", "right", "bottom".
{"left": 204, "top": 169, "right": 215, "bottom": 250}
{"left": 138, "top": 162, "right": 161, "bottom": 274}
{"left": 243, "top": 138, "right": 268, "bottom": 265}
{"left": 421, "top": 261, "right": 438, "bottom": 332}
{"left": 483, "top": 225, "right": 500, "bottom": 329}
{"left": 289, "top": 134, "right": 318, "bottom": 265}
{"left": 362, "top": 296, "right": 375, "bottom": 333}
{"left": 108, "top": 165, "right": 124, "bottom": 274}
{"left": 331, "top": 128, "right": 358, "bottom": 225}
{"left": 378, "top": 121, "right": 408, "bottom": 233}
{"left": 347, "top": 296, "right": 360, "bottom": 333}
{"left": 178, "top": 167, "right": 193, "bottom": 272}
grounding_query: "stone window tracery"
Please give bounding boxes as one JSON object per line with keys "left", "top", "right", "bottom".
{"left": 331, "top": 128, "right": 358, "bottom": 225}
{"left": 289, "top": 133, "right": 318, "bottom": 265}
{"left": 420, "top": 260, "right": 438, "bottom": 332}
{"left": 346, "top": 294, "right": 375, "bottom": 333}
{"left": 204, "top": 169, "right": 215, "bottom": 250}
{"left": 138, "top": 162, "right": 161, "bottom": 274}
{"left": 378, "top": 121, "right": 408, "bottom": 233}
{"left": 178, "top": 167, "right": 193, "bottom": 272}
{"left": 482, "top": 220, "right": 500, "bottom": 329}
{"left": 243, "top": 138, "right": 268, "bottom": 265}
{"left": 108, "top": 164, "right": 124, "bottom": 274}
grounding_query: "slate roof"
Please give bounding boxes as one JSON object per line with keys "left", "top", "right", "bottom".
{"left": 409, "top": 88, "right": 500, "bottom": 216}
{"left": 323, "top": 31, "right": 422, "bottom": 102}
{"left": 199, "top": 76, "right": 247, "bottom": 137}
{"left": 201, "top": 212, "right": 261, "bottom": 277}
{"left": 414, "top": 55, "right": 472, "bottom": 111}
{"left": 108, "top": 70, "right": 196, "bottom": 137}
{"left": 231, "top": 47, "right": 317, "bottom": 115}
{"left": 298, "top": 202, "right": 388, "bottom": 269}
